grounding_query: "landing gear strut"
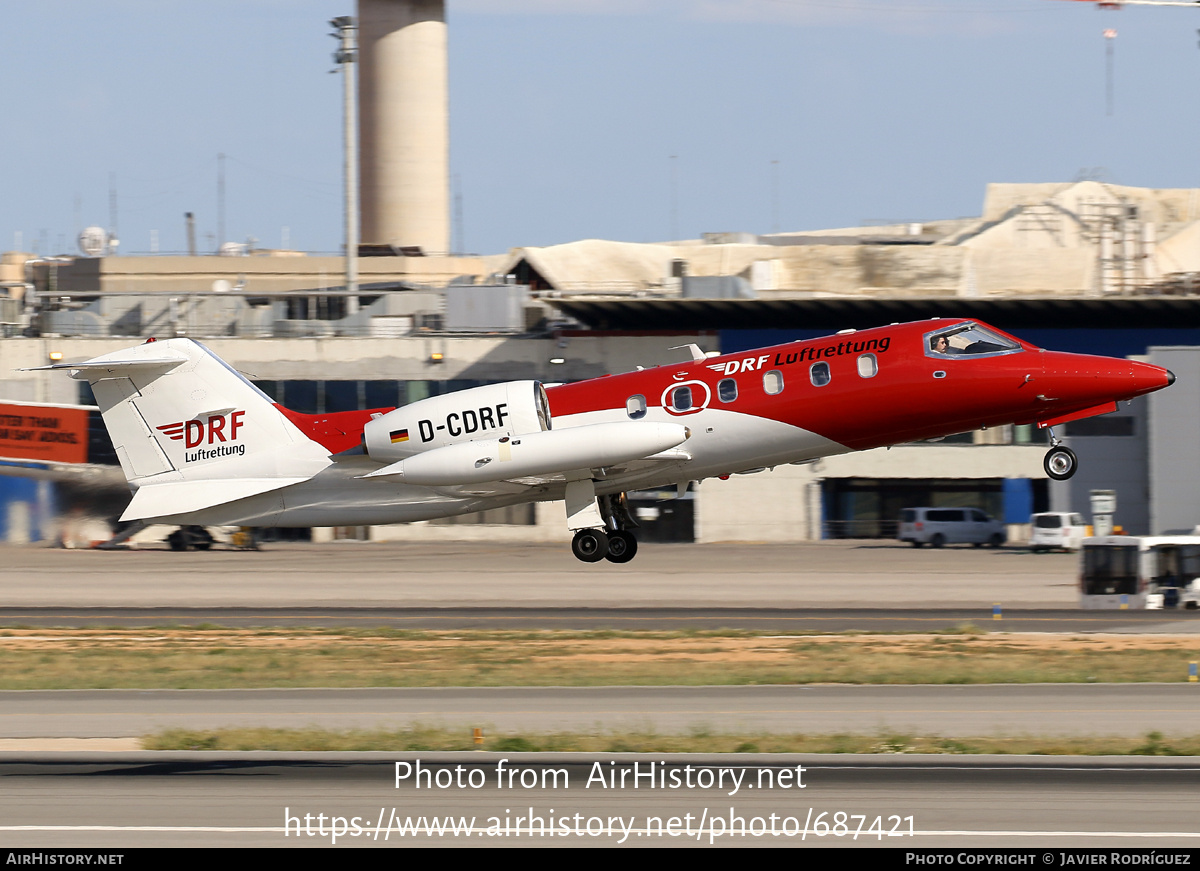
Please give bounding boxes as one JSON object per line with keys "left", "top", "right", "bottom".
{"left": 1042, "top": 427, "right": 1078, "bottom": 481}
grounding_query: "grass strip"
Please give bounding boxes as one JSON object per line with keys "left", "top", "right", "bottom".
{"left": 143, "top": 726, "right": 1198, "bottom": 756}
{"left": 1, "top": 627, "right": 1198, "bottom": 689}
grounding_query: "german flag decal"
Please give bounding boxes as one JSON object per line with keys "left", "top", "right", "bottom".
{"left": 390, "top": 429, "right": 409, "bottom": 444}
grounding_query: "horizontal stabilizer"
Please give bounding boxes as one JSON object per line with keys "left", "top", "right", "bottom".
{"left": 22, "top": 352, "right": 189, "bottom": 375}
{"left": 120, "top": 477, "right": 310, "bottom": 522}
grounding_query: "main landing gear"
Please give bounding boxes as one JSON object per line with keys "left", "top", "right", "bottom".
{"left": 571, "top": 528, "right": 638, "bottom": 564}
{"left": 1042, "top": 426, "right": 1078, "bottom": 481}
{"left": 566, "top": 482, "right": 640, "bottom": 564}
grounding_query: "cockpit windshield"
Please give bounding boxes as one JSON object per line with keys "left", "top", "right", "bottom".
{"left": 925, "top": 324, "right": 1021, "bottom": 359}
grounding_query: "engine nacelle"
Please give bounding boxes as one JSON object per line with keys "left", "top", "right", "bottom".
{"left": 363, "top": 381, "right": 551, "bottom": 464}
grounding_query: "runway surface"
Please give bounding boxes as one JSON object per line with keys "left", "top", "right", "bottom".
{"left": 4, "top": 540, "right": 1199, "bottom": 849}
{"left": 2, "top": 606, "right": 1198, "bottom": 632}
{"left": 3, "top": 685, "right": 1198, "bottom": 740}
{"left": 0, "top": 540, "right": 1095, "bottom": 609}
{"left": 1, "top": 753, "right": 1197, "bottom": 848}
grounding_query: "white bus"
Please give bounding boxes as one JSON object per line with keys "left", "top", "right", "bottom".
{"left": 1080, "top": 536, "right": 1200, "bottom": 610}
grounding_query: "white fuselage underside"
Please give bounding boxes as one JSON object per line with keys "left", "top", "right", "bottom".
{"left": 150, "top": 406, "right": 849, "bottom": 527}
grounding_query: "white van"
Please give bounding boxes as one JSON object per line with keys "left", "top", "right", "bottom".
{"left": 898, "top": 507, "right": 1006, "bottom": 548}
{"left": 1029, "top": 512, "right": 1088, "bottom": 552}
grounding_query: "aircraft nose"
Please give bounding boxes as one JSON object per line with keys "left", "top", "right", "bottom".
{"left": 1038, "top": 354, "right": 1175, "bottom": 407}
{"left": 1130, "top": 360, "right": 1174, "bottom": 395}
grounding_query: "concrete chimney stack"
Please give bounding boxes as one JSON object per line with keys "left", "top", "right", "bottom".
{"left": 358, "top": 0, "right": 450, "bottom": 256}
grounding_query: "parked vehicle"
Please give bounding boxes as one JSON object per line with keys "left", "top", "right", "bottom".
{"left": 898, "top": 507, "right": 1006, "bottom": 548}
{"left": 1080, "top": 536, "right": 1200, "bottom": 609}
{"left": 1029, "top": 512, "right": 1088, "bottom": 553}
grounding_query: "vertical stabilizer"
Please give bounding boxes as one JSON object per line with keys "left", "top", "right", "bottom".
{"left": 43, "top": 340, "right": 332, "bottom": 521}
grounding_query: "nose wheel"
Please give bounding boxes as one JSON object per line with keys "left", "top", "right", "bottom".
{"left": 1044, "top": 445, "right": 1077, "bottom": 480}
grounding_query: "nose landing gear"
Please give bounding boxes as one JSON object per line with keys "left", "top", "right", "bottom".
{"left": 1043, "top": 427, "right": 1078, "bottom": 481}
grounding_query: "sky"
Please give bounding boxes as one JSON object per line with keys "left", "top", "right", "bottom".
{"left": 5, "top": 0, "right": 1200, "bottom": 257}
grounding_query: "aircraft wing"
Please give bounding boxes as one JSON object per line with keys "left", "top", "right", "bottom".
{"left": 360, "top": 422, "right": 692, "bottom": 493}
{"left": 423, "top": 446, "right": 694, "bottom": 498}
{"left": 0, "top": 457, "right": 127, "bottom": 491}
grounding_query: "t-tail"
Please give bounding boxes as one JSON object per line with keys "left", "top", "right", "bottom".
{"left": 34, "top": 339, "right": 333, "bottom": 522}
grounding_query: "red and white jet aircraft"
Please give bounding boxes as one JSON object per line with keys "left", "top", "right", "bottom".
{"left": 38, "top": 319, "right": 1173, "bottom": 563}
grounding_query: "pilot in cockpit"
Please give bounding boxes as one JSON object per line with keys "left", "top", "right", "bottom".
{"left": 929, "top": 326, "right": 1017, "bottom": 358}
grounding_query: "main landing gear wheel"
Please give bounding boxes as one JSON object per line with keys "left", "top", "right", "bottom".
{"left": 604, "top": 530, "right": 638, "bottom": 564}
{"left": 571, "top": 529, "right": 609, "bottom": 563}
{"left": 1044, "top": 445, "right": 1078, "bottom": 481}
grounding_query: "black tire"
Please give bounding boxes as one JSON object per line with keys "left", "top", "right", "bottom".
{"left": 930, "top": 533, "right": 945, "bottom": 549}
{"left": 571, "top": 529, "right": 609, "bottom": 563}
{"left": 910, "top": 541, "right": 923, "bottom": 548}
{"left": 989, "top": 533, "right": 1004, "bottom": 548}
{"left": 605, "top": 530, "right": 638, "bottom": 563}
{"left": 1044, "top": 446, "right": 1078, "bottom": 481}
{"left": 189, "top": 526, "right": 215, "bottom": 551}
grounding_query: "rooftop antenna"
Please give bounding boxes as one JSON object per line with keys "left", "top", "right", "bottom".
{"left": 771, "top": 159, "right": 780, "bottom": 234}
{"left": 217, "top": 152, "right": 226, "bottom": 249}
{"left": 185, "top": 212, "right": 196, "bottom": 257}
{"left": 1105, "top": 27, "right": 1117, "bottom": 116}
{"left": 669, "top": 154, "right": 679, "bottom": 241}
{"left": 108, "top": 172, "right": 119, "bottom": 256}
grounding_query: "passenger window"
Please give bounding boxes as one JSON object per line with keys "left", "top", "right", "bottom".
{"left": 670, "top": 386, "right": 693, "bottom": 412}
{"left": 763, "top": 370, "right": 784, "bottom": 396}
{"left": 810, "top": 362, "right": 831, "bottom": 387}
{"left": 626, "top": 394, "right": 647, "bottom": 420}
{"left": 718, "top": 378, "right": 738, "bottom": 402}
{"left": 857, "top": 353, "right": 877, "bottom": 378}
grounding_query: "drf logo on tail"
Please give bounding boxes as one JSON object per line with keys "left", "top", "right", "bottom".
{"left": 158, "top": 410, "right": 246, "bottom": 449}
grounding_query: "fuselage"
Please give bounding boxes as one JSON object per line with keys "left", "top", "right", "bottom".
{"left": 145, "top": 318, "right": 1174, "bottom": 528}
{"left": 546, "top": 318, "right": 1169, "bottom": 476}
